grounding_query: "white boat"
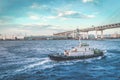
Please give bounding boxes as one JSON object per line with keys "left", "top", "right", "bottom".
{"left": 49, "top": 37, "right": 104, "bottom": 61}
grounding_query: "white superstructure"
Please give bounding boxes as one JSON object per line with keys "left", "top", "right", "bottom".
{"left": 64, "top": 43, "right": 94, "bottom": 56}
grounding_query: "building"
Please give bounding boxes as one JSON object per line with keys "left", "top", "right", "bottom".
{"left": 24, "top": 36, "right": 73, "bottom": 40}
{"left": 110, "top": 33, "right": 120, "bottom": 38}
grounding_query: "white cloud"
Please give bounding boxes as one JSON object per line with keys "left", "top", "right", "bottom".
{"left": 58, "top": 11, "right": 76, "bottom": 17}
{"left": 47, "top": 16, "right": 57, "bottom": 19}
{"left": 87, "top": 15, "right": 95, "bottom": 18}
{"left": 82, "top": 0, "right": 94, "bottom": 3}
{"left": 27, "top": 12, "right": 42, "bottom": 20}
{"left": 29, "top": 15, "right": 40, "bottom": 20}
{"left": 30, "top": 3, "right": 48, "bottom": 9}
{"left": 47, "top": 11, "right": 95, "bottom": 19}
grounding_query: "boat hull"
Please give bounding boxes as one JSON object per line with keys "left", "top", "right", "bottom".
{"left": 48, "top": 52, "right": 104, "bottom": 61}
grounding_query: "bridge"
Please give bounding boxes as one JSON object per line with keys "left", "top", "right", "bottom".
{"left": 53, "top": 23, "right": 120, "bottom": 39}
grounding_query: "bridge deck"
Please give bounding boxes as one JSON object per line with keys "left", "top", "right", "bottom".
{"left": 54, "top": 23, "right": 120, "bottom": 35}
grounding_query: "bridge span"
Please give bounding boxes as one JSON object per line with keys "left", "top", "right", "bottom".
{"left": 53, "top": 23, "right": 120, "bottom": 39}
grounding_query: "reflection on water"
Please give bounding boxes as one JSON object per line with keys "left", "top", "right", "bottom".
{"left": 0, "top": 40, "right": 120, "bottom": 80}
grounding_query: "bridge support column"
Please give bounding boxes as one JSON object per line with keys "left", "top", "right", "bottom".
{"left": 82, "top": 32, "right": 85, "bottom": 40}
{"left": 73, "top": 30, "right": 76, "bottom": 39}
{"left": 86, "top": 32, "right": 89, "bottom": 39}
{"left": 95, "top": 31, "right": 98, "bottom": 39}
{"left": 101, "top": 30, "right": 103, "bottom": 39}
{"left": 65, "top": 33, "right": 67, "bottom": 37}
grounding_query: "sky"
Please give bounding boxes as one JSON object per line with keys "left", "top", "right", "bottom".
{"left": 0, "top": 0, "right": 120, "bottom": 36}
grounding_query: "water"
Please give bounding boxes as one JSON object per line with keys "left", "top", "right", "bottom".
{"left": 0, "top": 40, "right": 120, "bottom": 80}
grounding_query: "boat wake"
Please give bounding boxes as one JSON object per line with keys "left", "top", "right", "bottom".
{"left": 15, "top": 57, "right": 52, "bottom": 73}
{"left": 0, "top": 57, "right": 54, "bottom": 79}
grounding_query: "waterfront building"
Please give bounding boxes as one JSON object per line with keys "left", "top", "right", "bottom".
{"left": 110, "top": 33, "right": 120, "bottom": 38}
{"left": 24, "top": 36, "right": 72, "bottom": 40}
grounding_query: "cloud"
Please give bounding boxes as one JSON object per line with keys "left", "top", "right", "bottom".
{"left": 48, "top": 11, "right": 95, "bottom": 19}
{"left": 27, "top": 12, "right": 48, "bottom": 21}
{"left": 87, "top": 15, "right": 95, "bottom": 18}
{"left": 29, "top": 15, "right": 40, "bottom": 20}
{"left": 22, "top": 23, "right": 62, "bottom": 30}
{"left": 30, "top": 3, "right": 48, "bottom": 9}
{"left": 0, "top": 16, "right": 14, "bottom": 24}
{"left": 82, "top": 0, "right": 101, "bottom": 6}
{"left": 20, "top": 23, "right": 71, "bottom": 35}
{"left": 30, "top": 3, "right": 40, "bottom": 9}
{"left": 82, "top": 0, "right": 94, "bottom": 3}
{"left": 0, "top": 23, "right": 66, "bottom": 35}
{"left": 29, "top": 3, "right": 56, "bottom": 16}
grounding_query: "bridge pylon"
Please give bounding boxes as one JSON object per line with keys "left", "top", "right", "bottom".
{"left": 101, "top": 30, "right": 104, "bottom": 39}
{"left": 95, "top": 30, "right": 98, "bottom": 39}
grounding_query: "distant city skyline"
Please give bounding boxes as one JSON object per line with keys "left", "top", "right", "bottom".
{"left": 0, "top": 0, "right": 120, "bottom": 35}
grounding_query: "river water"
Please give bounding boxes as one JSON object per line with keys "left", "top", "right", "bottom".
{"left": 0, "top": 40, "right": 120, "bottom": 80}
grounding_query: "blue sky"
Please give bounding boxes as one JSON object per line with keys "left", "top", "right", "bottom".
{"left": 0, "top": 0, "right": 120, "bottom": 36}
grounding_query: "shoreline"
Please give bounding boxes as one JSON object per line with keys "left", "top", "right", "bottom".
{"left": 0, "top": 38, "right": 120, "bottom": 41}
